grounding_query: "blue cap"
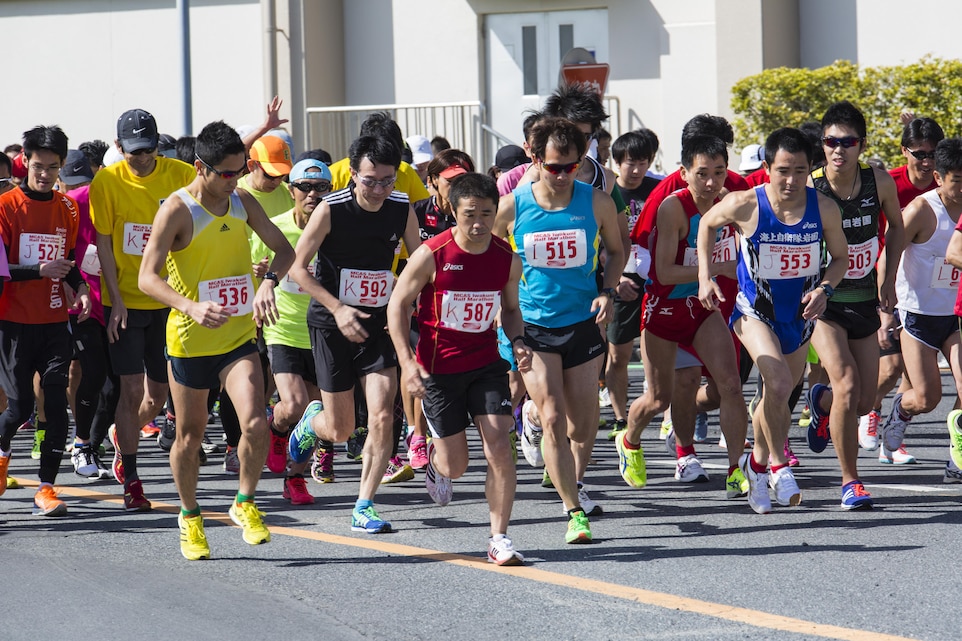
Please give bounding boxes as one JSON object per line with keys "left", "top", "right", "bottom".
{"left": 289, "top": 159, "right": 332, "bottom": 183}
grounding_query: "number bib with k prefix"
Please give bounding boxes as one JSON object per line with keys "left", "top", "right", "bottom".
{"left": 339, "top": 268, "right": 394, "bottom": 307}
{"left": 439, "top": 290, "right": 501, "bottom": 333}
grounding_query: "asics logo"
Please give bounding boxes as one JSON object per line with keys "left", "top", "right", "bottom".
{"left": 442, "top": 263, "right": 464, "bottom": 271}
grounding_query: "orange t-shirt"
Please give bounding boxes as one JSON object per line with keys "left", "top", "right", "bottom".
{"left": 0, "top": 188, "right": 79, "bottom": 324}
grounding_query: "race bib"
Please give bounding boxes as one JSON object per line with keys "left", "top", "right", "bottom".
{"left": 713, "top": 227, "right": 737, "bottom": 263}
{"left": 280, "top": 259, "right": 315, "bottom": 295}
{"left": 624, "top": 244, "right": 644, "bottom": 274}
{"left": 844, "top": 237, "right": 879, "bottom": 280}
{"left": 122, "top": 222, "right": 152, "bottom": 256}
{"left": 930, "top": 257, "right": 961, "bottom": 289}
{"left": 757, "top": 242, "right": 820, "bottom": 279}
{"left": 439, "top": 290, "right": 501, "bottom": 333}
{"left": 523, "top": 229, "right": 587, "bottom": 268}
{"left": 198, "top": 275, "right": 254, "bottom": 315}
{"left": 18, "top": 232, "right": 64, "bottom": 266}
{"left": 338, "top": 268, "right": 394, "bottom": 307}
{"left": 80, "top": 244, "right": 101, "bottom": 275}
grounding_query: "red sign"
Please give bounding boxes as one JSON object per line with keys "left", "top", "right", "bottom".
{"left": 561, "top": 63, "right": 610, "bottom": 96}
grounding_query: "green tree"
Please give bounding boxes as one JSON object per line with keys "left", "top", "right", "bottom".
{"left": 731, "top": 57, "right": 962, "bottom": 168}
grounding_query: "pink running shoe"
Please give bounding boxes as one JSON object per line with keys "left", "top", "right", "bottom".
{"left": 785, "top": 440, "right": 800, "bottom": 467}
{"left": 408, "top": 435, "right": 429, "bottom": 470}
{"left": 283, "top": 475, "right": 315, "bottom": 505}
{"left": 266, "top": 424, "right": 289, "bottom": 474}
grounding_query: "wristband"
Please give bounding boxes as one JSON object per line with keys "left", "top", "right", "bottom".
{"left": 601, "top": 287, "right": 615, "bottom": 298}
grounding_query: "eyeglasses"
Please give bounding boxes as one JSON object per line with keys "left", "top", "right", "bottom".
{"left": 28, "top": 164, "right": 61, "bottom": 175}
{"left": 355, "top": 174, "right": 396, "bottom": 189}
{"left": 822, "top": 136, "right": 862, "bottom": 149}
{"left": 906, "top": 148, "right": 936, "bottom": 161}
{"left": 128, "top": 147, "right": 157, "bottom": 156}
{"left": 541, "top": 161, "right": 580, "bottom": 175}
{"left": 258, "top": 163, "right": 287, "bottom": 181}
{"left": 196, "top": 155, "right": 247, "bottom": 180}
{"left": 291, "top": 181, "right": 332, "bottom": 194}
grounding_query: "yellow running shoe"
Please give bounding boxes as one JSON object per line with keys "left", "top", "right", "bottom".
{"left": 0, "top": 453, "right": 10, "bottom": 496}
{"left": 178, "top": 513, "right": 211, "bottom": 561}
{"left": 5, "top": 476, "right": 18, "bottom": 490}
{"left": 615, "top": 431, "right": 647, "bottom": 488}
{"left": 659, "top": 420, "right": 672, "bottom": 440}
{"left": 229, "top": 501, "right": 271, "bottom": 545}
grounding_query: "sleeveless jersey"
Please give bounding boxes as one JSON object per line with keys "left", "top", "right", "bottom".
{"left": 165, "top": 188, "right": 256, "bottom": 358}
{"left": 307, "top": 183, "right": 409, "bottom": 330}
{"left": 896, "top": 189, "right": 959, "bottom": 316}
{"left": 811, "top": 162, "right": 881, "bottom": 302}
{"left": 511, "top": 181, "right": 599, "bottom": 328}
{"left": 416, "top": 230, "right": 514, "bottom": 374}
{"left": 889, "top": 164, "right": 935, "bottom": 210}
{"left": 736, "top": 186, "right": 824, "bottom": 323}
{"left": 412, "top": 196, "right": 455, "bottom": 242}
{"left": 0, "top": 188, "right": 79, "bottom": 324}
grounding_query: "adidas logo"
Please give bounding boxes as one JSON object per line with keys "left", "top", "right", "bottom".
{"left": 219, "top": 223, "right": 230, "bottom": 232}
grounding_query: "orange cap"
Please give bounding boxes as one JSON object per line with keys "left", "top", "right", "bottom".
{"left": 250, "top": 135, "right": 293, "bottom": 176}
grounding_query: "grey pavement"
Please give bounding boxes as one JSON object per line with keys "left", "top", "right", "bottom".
{"left": 2, "top": 365, "right": 957, "bottom": 641}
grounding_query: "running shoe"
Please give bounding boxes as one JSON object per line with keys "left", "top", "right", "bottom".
{"left": 840, "top": 479, "right": 873, "bottom": 510}
{"left": 675, "top": 454, "right": 709, "bottom": 483}
{"left": 223, "top": 446, "right": 240, "bottom": 474}
{"left": 266, "top": 426, "right": 289, "bottom": 474}
{"left": 784, "top": 440, "right": 800, "bottom": 467}
{"left": 487, "top": 536, "right": 525, "bottom": 566}
{"left": 229, "top": 501, "right": 271, "bottom": 545}
{"left": 124, "top": 478, "right": 152, "bottom": 512}
{"left": 107, "top": 424, "right": 124, "bottom": 485}
{"left": 351, "top": 505, "right": 392, "bottom": 533}
{"left": 283, "top": 475, "right": 315, "bottom": 505}
{"left": 346, "top": 426, "right": 367, "bottom": 461}
{"left": 718, "top": 432, "right": 752, "bottom": 450}
{"left": 859, "top": 409, "right": 881, "bottom": 450}
{"left": 562, "top": 483, "right": 604, "bottom": 517}
{"left": 659, "top": 419, "right": 672, "bottom": 440}
{"left": 946, "top": 409, "right": 962, "bottom": 470}
{"left": 879, "top": 393, "right": 911, "bottom": 452}
{"left": 509, "top": 429, "right": 518, "bottom": 464}
{"left": 407, "top": 435, "right": 429, "bottom": 470}
{"left": 739, "top": 453, "right": 771, "bottom": 514}
{"left": 71, "top": 444, "right": 99, "bottom": 479}
{"left": 664, "top": 427, "right": 676, "bottom": 456}
{"left": 879, "top": 444, "right": 917, "bottom": 465}
{"left": 798, "top": 406, "right": 812, "bottom": 428}
{"left": 694, "top": 412, "right": 709, "bottom": 443}
{"left": 31, "top": 428, "right": 44, "bottom": 460}
{"left": 725, "top": 467, "right": 749, "bottom": 499}
{"left": 541, "top": 469, "right": 553, "bottom": 488}
{"left": 93, "top": 453, "right": 112, "bottom": 480}
{"left": 425, "top": 444, "right": 453, "bottom": 506}
{"left": 140, "top": 421, "right": 160, "bottom": 439}
{"left": 157, "top": 412, "right": 176, "bottom": 452}
{"left": 311, "top": 449, "right": 335, "bottom": 483}
{"left": 382, "top": 455, "right": 415, "bottom": 484}
{"left": 565, "top": 510, "right": 592, "bottom": 544}
{"left": 520, "top": 400, "right": 544, "bottom": 467}
{"left": 768, "top": 466, "right": 801, "bottom": 506}
{"left": 598, "top": 384, "right": 611, "bottom": 408}
{"left": 805, "top": 383, "right": 832, "bottom": 453}
{"left": 201, "top": 433, "right": 222, "bottom": 455}
{"left": 288, "top": 400, "right": 323, "bottom": 464}
{"left": 615, "top": 431, "right": 647, "bottom": 488}
{"left": 0, "top": 454, "right": 10, "bottom": 497}
{"left": 943, "top": 459, "right": 962, "bottom": 484}
{"left": 178, "top": 514, "right": 210, "bottom": 561}
{"left": 6, "top": 476, "right": 19, "bottom": 490}
{"left": 605, "top": 418, "right": 627, "bottom": 441}
{"left": 33, "top": 485, "right": 67, "bottom": 517}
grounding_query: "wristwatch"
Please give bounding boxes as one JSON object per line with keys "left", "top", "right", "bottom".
{"left": 818, "top": 283, "right": 835, "bottom": 298}
{"left": 264, "top": 271, "right": 279, "bottom": 285}
{"left": 601, "top": 287, "right": 616, "bottom": 298}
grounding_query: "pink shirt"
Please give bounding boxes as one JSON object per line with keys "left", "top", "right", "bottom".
{"left": 67, "top": 185, "right": 105, "bottom": 326}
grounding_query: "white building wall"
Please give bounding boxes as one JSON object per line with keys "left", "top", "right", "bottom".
{"left": 0, "top": 0, "right": 264, "bottom": 151}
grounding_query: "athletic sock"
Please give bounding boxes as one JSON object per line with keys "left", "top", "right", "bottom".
{"left": 749, "top": 452, "right": 767, "bottom": 474}
{"left": 676, "top": 443, "right": 696, "bottom": 458}
{"left": 181, "top": 505, "right": 201, "bottom": 518}
{"left": 771, "top": 462, "right": 789, "bottom": 473}
{"left": 121, "top": 454, "right": 138, "bottom": 482}
{"left": 355, "top": 498, "right": 373, "bottom": 511}
{"left": 623, "top": 437, "right": 641, "bottom": 450}
{"left": 236, "top": 492, "right": 254, "bottom": 504}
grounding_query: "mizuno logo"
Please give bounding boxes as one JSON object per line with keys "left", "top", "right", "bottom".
{"left": 219, "top": 223, "right": 230, "bottom": 232}
{"left": 132, "top": 127, "right": 147, "bottom": 134}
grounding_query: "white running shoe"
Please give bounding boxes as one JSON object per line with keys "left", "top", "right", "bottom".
{"left": 487, "top": 536, "right": 524, "bottom": 566}
{"left": 859, "top": 410, "right": 880, "bottom": 451}
{"left": 739, "top": 453, "right": 772, "bottom": 514}
{"left": 674, "top": 454, "right": 709, "bottom": 483}
{"left": 769, "top": 466, "right": 801, "bottom": 506}
{"left": 520, "top": 400, "right": 544, "bottom": 468}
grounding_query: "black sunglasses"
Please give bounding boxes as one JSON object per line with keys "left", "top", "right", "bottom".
{"left": 291, "top": 181, "right": 331, "bottom": 194}
{"left": 196, "top": 155, "right": 247, "bottom": 179}
{"left": 542, "top": 161, "right": 580, "bottom": 175}
{"left": 905, "top": 148, "right": 936, "bottom": 161}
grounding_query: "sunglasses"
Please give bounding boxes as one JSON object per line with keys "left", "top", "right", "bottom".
{"left": 291, "top": 181, "right": 332, "bottom": 194}
{"left": 355, "top": 174, "right": 397, "bottom": 189}
{"left": 822, "top": 136, "right": 862, "bottom": 149}
{"left": 906, "top": 148, "right": 936, "bottom": 161}
{"left": 258, "top": 162, "right": 287, "bottom": 181}
{"left": 196, "top": 155, "right": 247, "bottom": 180}
{"left": 541, "top": 161, "right": 580, "bottom": 175}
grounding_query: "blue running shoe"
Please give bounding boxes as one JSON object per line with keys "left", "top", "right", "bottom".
{"left": 694, "top": 412, "right": 709, "bottom": 443}
{"left": 805, "top": 384, "right": 832, "bottom": 453}
{"left": 840, "top": 479, "right": 873, "bottom": 510}
{"left": 351, "top": 504, "right": 392, "bottom": 533}
{"left": 289, "top": 400, "right": 323, "bottom": 464}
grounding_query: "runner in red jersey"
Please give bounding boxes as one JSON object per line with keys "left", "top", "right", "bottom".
{"left": 388, "top": 173, "right": 530, "bottom": 566}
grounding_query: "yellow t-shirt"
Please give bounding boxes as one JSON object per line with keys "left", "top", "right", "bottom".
{"left": 165, "top": 188, "right": 257, "bottom": 358}
{"left": 237, "top": 175, "right": 295, "bottom": 218}
{"left": 89, "top": 156, "right": 196, "bottom": 309}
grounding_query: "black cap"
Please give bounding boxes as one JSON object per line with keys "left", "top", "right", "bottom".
{"left": 495, "top": 144, "right": 527, "bottom": 172}
{"left": 60, "top": 149, "right": 94, "bottom": 186}
{"left": 117, "top": 108, "right": 159, "bottom": 153}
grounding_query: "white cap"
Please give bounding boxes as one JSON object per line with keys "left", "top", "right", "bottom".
{"left": 406, "top": 134, "right": 433, "bottom": 165}
{"left": 739, "top": 144, "right": 764, "bottom": 172}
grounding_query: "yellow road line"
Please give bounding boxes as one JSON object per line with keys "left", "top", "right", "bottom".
{"left": 9, "top": 478, "right": 919, "bottom": 641}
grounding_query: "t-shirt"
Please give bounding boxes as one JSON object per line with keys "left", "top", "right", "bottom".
{"left": 0, "top": 187, "right": 79, "bottom": 324}
{"left": 238, "top": 175, "right": 295, "bottom": 218}
{"left": 249, "top": 209, "right": 311, "bottom": 350}
{"left": 66, "top": 185, "right": 105, "bottom": 326}
{"left": 89, "top": 156, "right": 196, "bottom": 309}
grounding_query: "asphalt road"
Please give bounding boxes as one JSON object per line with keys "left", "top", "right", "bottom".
{"left": 3, "top": 364, "right": 959, "bottom": 641}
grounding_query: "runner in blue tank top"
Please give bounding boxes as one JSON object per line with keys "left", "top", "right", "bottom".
{"left": 697, "top": 127, "right": 849, "bottom": 515}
